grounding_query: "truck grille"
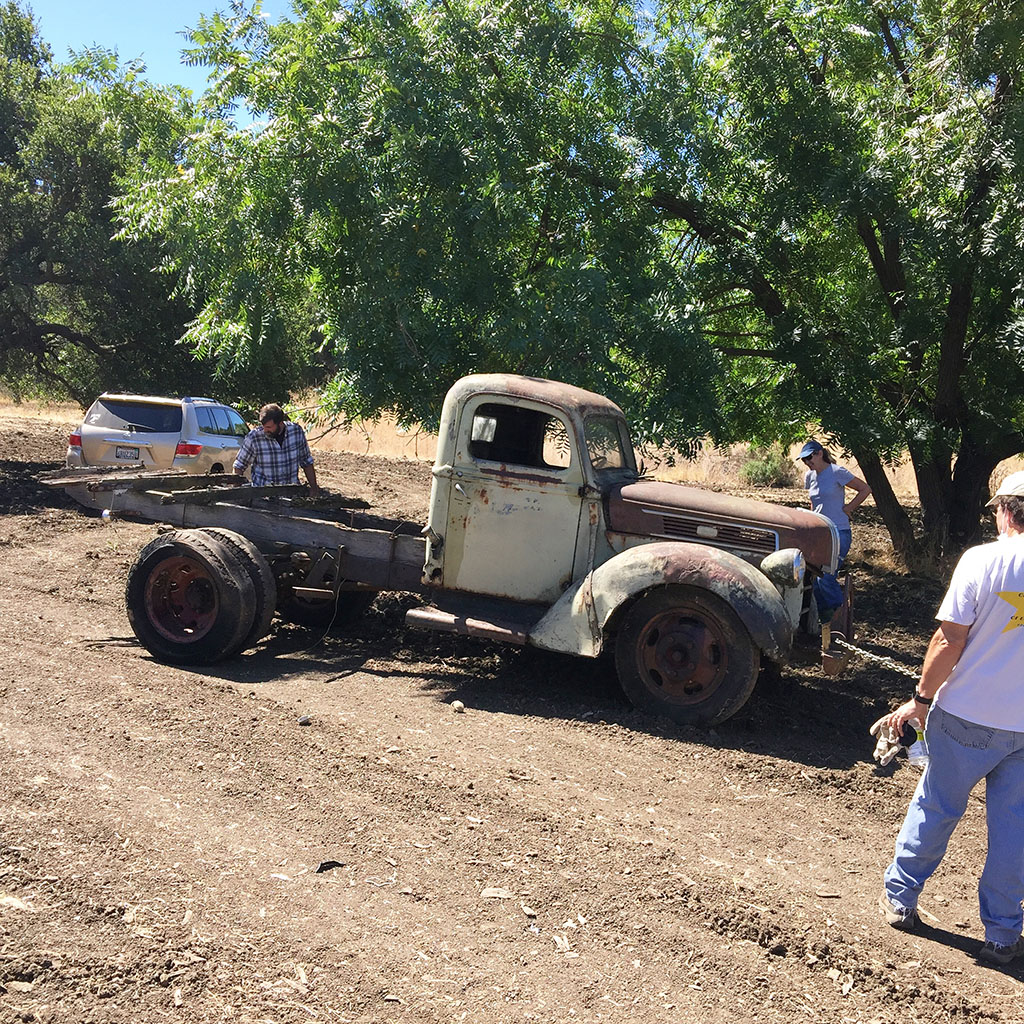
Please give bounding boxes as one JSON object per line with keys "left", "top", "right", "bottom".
{"left": 656, "top": 513, "right": 779, "bottom": 556}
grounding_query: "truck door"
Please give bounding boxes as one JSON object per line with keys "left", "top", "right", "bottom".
{"left": 440, "top": 397, "right": 587, "bottom": 604}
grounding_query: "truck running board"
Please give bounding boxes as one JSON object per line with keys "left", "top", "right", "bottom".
{"left": 405, "top": 605, "right": 544, "bottom": 646}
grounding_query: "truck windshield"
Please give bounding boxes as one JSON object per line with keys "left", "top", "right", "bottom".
{"left": 584, "top": 415, "right": 636, "bottom": 474}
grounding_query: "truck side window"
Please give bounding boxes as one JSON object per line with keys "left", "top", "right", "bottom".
{"left": 584, "top": 415, "right": 630, "bottom": 470}
{"left": 469, "top": 403, "right": 571, "bottom": 470}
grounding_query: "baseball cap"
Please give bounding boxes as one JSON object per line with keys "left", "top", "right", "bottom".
{"left": 986, "top": 470, "right": 1024, "bottom": 506}
{"left": 796, "top": 440, "right": 823, "bottom": 461}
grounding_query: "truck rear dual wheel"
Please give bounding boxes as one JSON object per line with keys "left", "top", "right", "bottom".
{"left": 614, "top": 585, "right": 759, "bottom": 727}
{"left": 125, "top": 530, "right": 256, "bottom": 664}
{"left": 196, "top": 528, "right": 277, "bottom": 649}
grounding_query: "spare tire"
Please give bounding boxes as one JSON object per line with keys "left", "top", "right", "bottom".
{"left": 125, "top": 530, "right": 256, "bottom": 664}
{"left": 196, "top": 528, "right": 277, "bottom": 651}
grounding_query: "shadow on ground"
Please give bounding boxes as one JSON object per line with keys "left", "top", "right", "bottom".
{"left": 100, "top": 592, "right": 942, "bottom": 772}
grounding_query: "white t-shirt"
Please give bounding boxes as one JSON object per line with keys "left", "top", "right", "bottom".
{"left": 934, "top": 534, "right": 1024, "bottom": 730}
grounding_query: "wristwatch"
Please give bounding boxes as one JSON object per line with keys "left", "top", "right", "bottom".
{"left": 913, "top": 692, "right": 932, "bottom": 706}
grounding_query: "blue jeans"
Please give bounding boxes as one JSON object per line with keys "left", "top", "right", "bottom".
{"left": 883, "top": 706, "right": 1024, "bottom": 945}
{"left": 814, "top": 527, "right": 851, "bottom": 621}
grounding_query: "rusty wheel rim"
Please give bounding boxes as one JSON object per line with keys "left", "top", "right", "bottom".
{"left": 635, "top": 607, "right": 730, "bottom": 705}
{"left": 143, "top": 555, "right": 219, "bottom": 643}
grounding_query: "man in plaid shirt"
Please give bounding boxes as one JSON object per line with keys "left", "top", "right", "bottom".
{"left": 233, "top": 404, "right": 319, "bottom": 494}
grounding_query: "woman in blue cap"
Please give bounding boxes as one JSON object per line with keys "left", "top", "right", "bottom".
{"left": 797, "top": 440, "right": 872, "bottom": 627}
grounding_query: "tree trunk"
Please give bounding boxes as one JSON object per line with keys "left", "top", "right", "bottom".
{"left": 905, "top": 436, "right": 1012, "bottom": 556}
{"left": 850, "top": 447, "right": 918, "bottom": 561}
{"left": 949, "top": 436, "right": 1013, "bottom": 549}
{"left": 907, "top": 439, "right": 954, "bottom": 554}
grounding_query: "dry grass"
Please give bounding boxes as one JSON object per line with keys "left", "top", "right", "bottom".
{"left": 305, "top": 414, "right": 439, "bottom": 461}
{"left": 0, "top": 398, "right": 81, "bottom": 424}
{"left": 299, "top": 417, "right": 1024, "bottom": 504}
{"left": 7, "top": 397, "right": 1022, "bottom": 503}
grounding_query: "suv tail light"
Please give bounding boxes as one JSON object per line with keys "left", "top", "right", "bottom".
{"left": 69, "top": 432, "right": 82, "bottom": 448}
{"left": 175, "top": 442, "right": 203, "bottom": 457}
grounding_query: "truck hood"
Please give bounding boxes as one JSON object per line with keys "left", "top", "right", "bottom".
{"left": 607, "top": 480, "right": 836, "bottom": 570}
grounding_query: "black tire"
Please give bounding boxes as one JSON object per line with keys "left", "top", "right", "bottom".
{"left": 125, "top": 530, "right": 256, "bottom": 664}
{"left": 197, "top": 528, "right": 277, "bottom": 650}
{"left": 276, "top": 587, "right": 376, "bottom": 629}
{"left": 614, "top": 585, "right": 759, "bottom": 726}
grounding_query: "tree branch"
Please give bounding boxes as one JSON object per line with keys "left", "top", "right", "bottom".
{"left": 772, "top": 18, "right": 824, "bottom": 87}
{"left": 647, "top": 188, "right": 788, "bottom": 318}
{"left": 32, "top": 321, "right": 109, "bottom": 355}
{"left": 704, "top": 300, "right": 755, "bottom": 315}
{"left": 711, "top": 344, "right": 780, "bottom": 358}
{"left": 855, "top": 214, "right": 906, "bottom": 322}
{"left": 579, "top": 30, "right": 650, "bottom": 64}
{"left": 935, "top": 71, "right": 1012, "bottom": 424}
{"left": 875, "top": 11, "right": 915, "bottom": 98}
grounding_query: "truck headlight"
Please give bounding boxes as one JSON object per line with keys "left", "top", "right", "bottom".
{"left": 759, "top": 548, "right": 805, "bottom": 589}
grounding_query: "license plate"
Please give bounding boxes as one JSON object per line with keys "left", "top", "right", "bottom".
{"left": 115, "top": 446, "right": 140, "bottom": 461}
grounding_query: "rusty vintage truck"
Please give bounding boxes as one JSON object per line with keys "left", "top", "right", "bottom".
{"left": 53, "top": 373, "right": 842, "bottom": 726}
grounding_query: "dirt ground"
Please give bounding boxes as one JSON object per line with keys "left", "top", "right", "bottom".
{"left": 1, "top": 409, "right": 1022, "bottom": 1024}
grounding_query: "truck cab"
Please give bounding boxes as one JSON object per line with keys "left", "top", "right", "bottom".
{"left": 423, "top": 375, "right": 636, "bottom": 603}
{"left": 417, "top": 374, "right": 839, "bottom": 725}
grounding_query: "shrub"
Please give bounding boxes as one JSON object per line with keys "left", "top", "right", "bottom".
{"left": 739, "top": 444, "right": 795, "bottom": 488}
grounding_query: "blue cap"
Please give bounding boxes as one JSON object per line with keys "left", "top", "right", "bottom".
{"left": 796, "top": 440, "right": 823, "bottom": 461}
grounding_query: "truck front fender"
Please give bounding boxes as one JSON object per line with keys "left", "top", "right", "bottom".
{"left": 529, "top": 541, "right": 793, "bottom": 661}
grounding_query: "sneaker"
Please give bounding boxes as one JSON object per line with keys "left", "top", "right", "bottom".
{"left": 979, "top": 936, "right": 1024, "bottom": 966}
{"left": 879, "top": 892, "right": 918, "bottom": 931}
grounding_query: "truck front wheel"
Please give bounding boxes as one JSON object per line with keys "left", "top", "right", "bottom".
{"left": 614, "top": 585, "right": 759, "bottom": 726}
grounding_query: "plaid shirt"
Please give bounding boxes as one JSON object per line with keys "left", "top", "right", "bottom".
{"left": 233, "top": 422, "right": 314, "bottom": 486}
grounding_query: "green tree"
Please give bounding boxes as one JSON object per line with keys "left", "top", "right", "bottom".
{"left": 2, "top": 2, "right": 180, "bottom": 402}
{"left": 119, "top": 0, "right": 1024, "bottom": 556}
{"left": 0, "top": 1, "right": 315, "bottom": 408}
{"left": 119, "top": 0, "right": 722, "bottom": 435}
{"left": 654, "top": 0, "right": 1024, "bottom": 558}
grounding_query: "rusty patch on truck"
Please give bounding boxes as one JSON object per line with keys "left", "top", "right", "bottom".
{"left": 608, "top": 480, "right": 834, "bottom": 569}
{"left": 478, "top": 465, "right": 562, "bottom": 487}
{"left": 617, "top": 542, "right": 753, "bottom": 581}
{"left": 447, "top": 373, "right": 625, "bottom": 421}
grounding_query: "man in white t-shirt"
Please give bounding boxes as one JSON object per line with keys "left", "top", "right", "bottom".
{"left": 878, "top": 470, "right": 1024, "bottom": 966}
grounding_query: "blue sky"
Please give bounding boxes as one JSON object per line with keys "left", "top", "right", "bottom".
{"left": 26, "top": 0, "right": 291, "bottom": 97}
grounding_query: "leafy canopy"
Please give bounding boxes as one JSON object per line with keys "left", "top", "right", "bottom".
{"left": 0, "top": 0, "right": 315, "bottom": 408}
{"left": 118, "top": 0, "right": 1024, "bottom": 552}
{"left": 120, "top": 0, "right": 721, "bottom": 438}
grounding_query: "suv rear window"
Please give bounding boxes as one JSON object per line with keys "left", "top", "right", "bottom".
{"left": 88, "top": 399, "right": 183, "bottom": 433}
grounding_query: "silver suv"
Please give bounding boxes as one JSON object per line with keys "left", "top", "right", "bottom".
{"left": 66, "top": 394, "right": 249, "bottom": 474}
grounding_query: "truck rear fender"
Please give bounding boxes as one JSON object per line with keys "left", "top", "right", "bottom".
{"left": 529, "top": 541, "right": 793, "bottom": 660}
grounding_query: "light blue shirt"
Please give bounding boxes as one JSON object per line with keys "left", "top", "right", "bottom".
{"left": 804, "top": 463, "right": 854, "bottom": 531}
